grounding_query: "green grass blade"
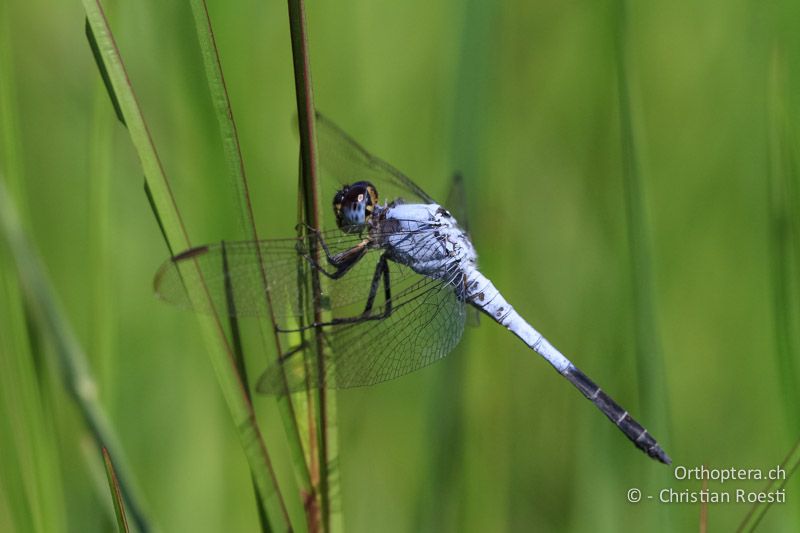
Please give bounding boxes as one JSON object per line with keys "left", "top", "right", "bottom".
{"left": 187, "top": 1, "right": 313, "bottom": 521}
{"left": 287, "top": 0, "right": 341, "bottom": 530}
{"left": 80, "top": 3, "right": 292, "bottom": 529}
{"left": 0, "top": 179, "right": 150, "bottom": 532}
{"left": 614, "top": 0, "right": 672, "bottom": 447}
{"left": 221, "top": 242, "right": 274, "bottom": 533}
{"left": 0, "top": 263, "right": 61, "bottom": 533}
{"left": 0, "top": 223, "right": 67, "bottom": 533}
{"left": 187, "top": 0, "right": 262, "bottom": 239}
{"left": 0, "top": 13, "right": 66, "bottom": 528}
{"left": 102, "top": 448, "right": 130, "bottom": 533}
{"left": 766, "top": 45, "right": 800, "bottom": 435}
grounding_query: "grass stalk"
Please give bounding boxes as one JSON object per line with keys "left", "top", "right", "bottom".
{"left": 81, "top": 2, "right": 291, "bottom": 529}
{"left": 187, "top": 1, "right": 314, "bottom": 528}
{"left": 286, "top": 0, "right": 341, "bottom": 530}
{"left": 102, "top": 448, "right": 130, "bottom": 533}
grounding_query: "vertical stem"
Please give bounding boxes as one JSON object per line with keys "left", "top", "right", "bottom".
{"left": 286, "top": 1, "right": 335, "bottom": 531}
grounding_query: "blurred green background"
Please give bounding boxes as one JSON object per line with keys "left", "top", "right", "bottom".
{"left": 2, "top": 0, "right": 800, "bottom": 531}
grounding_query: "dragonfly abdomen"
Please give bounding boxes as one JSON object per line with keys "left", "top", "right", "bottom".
{"left": 464, "top": 269, "right": 671, "bottom": 464}
{"left": 464, "top": 269, "right": 571, "bottom": 372}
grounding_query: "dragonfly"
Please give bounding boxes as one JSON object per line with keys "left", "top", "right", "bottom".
{"left": 154, "top": 113, "right": 671, "bottom": 464}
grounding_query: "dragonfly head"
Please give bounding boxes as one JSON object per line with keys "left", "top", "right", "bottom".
{"left": 333, "top": 181, "right": 379, "bottom": 233}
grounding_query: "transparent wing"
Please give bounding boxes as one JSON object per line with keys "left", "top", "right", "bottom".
{"left": 444, "top": 172, "right": 469, "bottom": 233}
{"left": 154, "top": 231, "right": 391, "bottom": 326}
{"left": 257, "top": 263, "right": 467, "bottom": 393}
{"left": 154, "top": 239, "right": 304, "bottom": 323}
{"left": 315, "top": 112, "right": 437, "bottom": 205}
{"left": 153, "top": 226, "right": 448, "bottom": 327}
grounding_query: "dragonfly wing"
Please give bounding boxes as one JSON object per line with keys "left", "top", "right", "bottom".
{"left": 315, "top": 112, "right": 438, "bottom": 205}
{"left": 154, "top": 240, "right": 303, "bottom": 320}
{"left": 444, "top": 172, "right": 470, "bottom": 233}
{"left": 154, "top": 234, "right": 389, "bottom": 324}
{"left": 330, "top": 269, "right": 467, "bottom": 388}
{"left": 154, "top": 231, "right": 433, "bottom": 324}
{"left": 257, "top": 263, "right": 467, "bottom": 393}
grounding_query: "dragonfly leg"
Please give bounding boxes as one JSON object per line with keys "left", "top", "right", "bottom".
{"left": 382, "top": 255, "right": 392, "bottom": 315}
{"left": 362, "top": 254, "right": 391, "bottom": 316}
{"left": 310, "top": 227, "right": 340, "bottom": 266}
{"left": 275, "top": 256, "right": 393, "bottom": 333}
{"left": 300, "top": 224, "right": 366, "bottom": 267}
{"left": 325, "top": 257, "right": 392, "bottom": 325}
{"left": 277, "top": 341, "right": 308, "bottom": 363}
{"left": 300, "top": 238, "right": 369, "bottom": 280}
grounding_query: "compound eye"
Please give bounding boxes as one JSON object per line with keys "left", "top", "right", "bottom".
{"left": 332, "top": 181, "right": 378, "bottom": 233}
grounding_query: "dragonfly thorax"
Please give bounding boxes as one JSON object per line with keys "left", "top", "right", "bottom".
{"left": 333, "top": 181, "right": 379, "bottom": 234}
{"left": 376, "top": 203, "right": 478, "bottom": 279}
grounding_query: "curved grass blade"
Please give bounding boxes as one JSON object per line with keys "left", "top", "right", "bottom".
{"left": 0, "top": 223, "right": 67, "bottom": 533}
{"left": 0, "top": 179, "right": 150, "bottom": 532}
{"left": 102, "top": 448, "right": 130, "bottom": 533}
{"left": 81, "top": 3, "right": 291, "bottom": 529}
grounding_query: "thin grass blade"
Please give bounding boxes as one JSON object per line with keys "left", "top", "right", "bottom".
{"left": 102, "top": 448, "right": 130, "bottom": 533}
{"left": 187, "top": 4, "right": 313, "bottom": 526}
{"left": 80, "top": 3, "right": 291, "bottom": 529}
{"left": 0, "top": 220, "right": 67, "bottom": 533}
